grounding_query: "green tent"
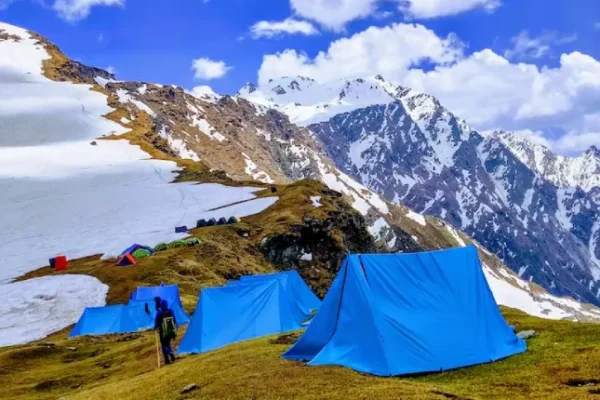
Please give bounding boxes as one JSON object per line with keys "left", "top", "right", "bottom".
{"left": 185, "top": 237, "right": 202, "bottom": 246}
{"left": 154, "top": 243, "right": 169, "bottom": 252}
{"left": 132, "top": 248, "right": 152, "bottom": 259}
{"left": 171, "top": 240, "right": 186, "bottom": 248}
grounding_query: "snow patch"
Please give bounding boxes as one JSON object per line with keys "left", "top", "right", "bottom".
{"left": 310, "top": 196, "right": 322, "bottom": 208}
{"left": 368, "top": 217, "right": 389, "bottom": 240}
{"left": 192, "top": 117, "right": 227, "bottom": 142}
{"left": 406, "top": 209, "right": 426, "bottom": 226}
{"left": 243, "top": 153, "right": 274, "bottom": 184}
{"left": 0, "top": 275, "right": 108, "bottom": 347}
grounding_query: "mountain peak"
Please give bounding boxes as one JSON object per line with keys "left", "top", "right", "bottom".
{"left": 237, "top": 82, "right": 257, "bottom": 96}
{"left": 585, "top": 145, "right": 600, "bottom": 158}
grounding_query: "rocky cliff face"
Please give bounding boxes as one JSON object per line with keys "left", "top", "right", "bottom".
{"left": 239, "top": 75, "right": 600, "bottom": 306}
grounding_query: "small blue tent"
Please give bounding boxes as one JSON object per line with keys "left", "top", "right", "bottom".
{"left": 69, "top": 303, "right": 153, "bottom": 338}
{"left": 227, "top": 271, "right": 320, "bottom": 314}
{"left": 129, "top": 284, "right": 190, "bottom": 325}
{"left": 283, "top": 246, "right": 526, "bottom": 376}
{"left": 178, "top": 277, "right": 317, "bottom": 355}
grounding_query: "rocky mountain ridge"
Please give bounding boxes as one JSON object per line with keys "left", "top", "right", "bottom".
{"left": 238, "top": 75, "right": 600, "bottom": 306}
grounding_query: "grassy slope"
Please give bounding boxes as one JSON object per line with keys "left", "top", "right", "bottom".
{"left": 2, "top": 180, "right": 600, "bottom": 399}
{"left": 1, "top": 309, "right": 599, "bottom": 400}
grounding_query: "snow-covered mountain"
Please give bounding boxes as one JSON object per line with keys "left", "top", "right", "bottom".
{"left": 2, "top": 21, "right": 599, "bottom": 349}
{"left": 493, "top": 131, "right": 600, "bottom": 192}
{"left": 239, "top": 75, "right": 600, "bottom": 306}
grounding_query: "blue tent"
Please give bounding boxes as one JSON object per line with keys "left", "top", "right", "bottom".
{"left": 227, "top": 271, "right": 320, "bottom": 314}
{"left": 178, "top": 277, "right": 317, "bottom": 355}
{"left": 283, "top": 246, "right": 526, "bottom": 376}
{"left": 129, "top": 284, "right": 190, "bottom": 325}
{"left": 69, "top": 303, "right": 153, "bottom": 338}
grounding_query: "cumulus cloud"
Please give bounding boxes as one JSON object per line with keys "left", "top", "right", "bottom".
{"left": 398, "top": 0, "right": 501, "bottom": 19}
{"left": 258, "top": 23, "right": 600, "bottom": 155}
{"left": 53, "top": 0, "right": 125, "bottom": 22}
{"left": 290, "top": 0, "right": 378, "bottom": 31}
{"left": 259, "top": 23, "right": 464, "bottom": 85}
{"left": 191, "top": 58, "right": 232, "bottom": 80}
{"left": 504, "top": 31, "right": 577, "bottom": 60}
{"left": 105, "top": 65, "right": 116, "bottom": 74}
{"left": 250, "top": 18, "right": 318, "bottom": 39}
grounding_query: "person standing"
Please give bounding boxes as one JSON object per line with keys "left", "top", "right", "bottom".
{"left": 154, "top": 299, "right": 177, "bottom": 365}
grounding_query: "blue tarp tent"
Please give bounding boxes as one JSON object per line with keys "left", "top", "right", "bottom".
{"left": 227, "top": 271, "right": 320, "bottom": 315}
{"left": 69, "top": 303, "right": 153, "bottom": 337}
{"left": 283, "top": 246, "right": 526, "bottom": 376}
{"left": 129, "top": 284, "right": 190, "bottom": 325}
{"left": 178, "top": 276, "right": 318, "bottom": 355}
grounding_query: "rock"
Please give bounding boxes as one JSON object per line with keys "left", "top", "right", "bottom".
{"left": 90, "top": 141, "right": 97, "bottom": 146}
{"left": 517, "top": 330, "right": 537, "bottom": 340}
{"left": 66, "top": 346, "right": 77, "bottom": 351}
{"left": 39, "top": 341, "right": 56, "bottom": 348}
{"left": 181, "top": 384, "right": 198, "bottom": 394}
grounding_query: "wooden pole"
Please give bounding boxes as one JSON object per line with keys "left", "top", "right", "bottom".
{"left": 155, "top": 331, "right": 161, "bottom": 369}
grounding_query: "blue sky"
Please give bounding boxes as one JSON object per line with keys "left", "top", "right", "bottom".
{"left": 1, "top": 0, "right": 600, "bottom": 154}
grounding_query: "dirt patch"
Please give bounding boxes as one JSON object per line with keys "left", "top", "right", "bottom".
{"left": 430, "top": 391, "right": 473, "bottom": 400}
{"left": 269, "top": 332, "right": 302, "bottom": 345}
{"left": 62, "top": 348, "right": 107, "bottom": 364}
{"left": 34, "top": 374, "right": 85, "bottom": 391}
{"left": 565, "top": 379, "right": 600, "bottom": 387}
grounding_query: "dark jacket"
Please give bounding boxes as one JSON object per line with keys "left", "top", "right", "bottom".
{"left": 154, "top": 299, "right": 177, "bottom": 336}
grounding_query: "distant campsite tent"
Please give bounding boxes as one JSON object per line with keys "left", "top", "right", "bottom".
{"left": 217, "top": 217, "right": 228, "bottom": 226}
{"left": 227, "top": 271, "right": 320, "bottom": 315}
{"left": 116, "top": 244, "right": 155, "bottom": 266}
{"left": 178, "top": 274, "right": 320, "bottom": 355}
{"left": 207, "top": 218, "right": 217, "bottom": 227}
{"left": 227, "top": 216, "right": 239, "bottom": 224}
{"left": 69, "top": 303, "right": 153, "bottom": 338}
{"left": 129, "top": 284, "right": 190, "bottom": 325}
{"left": 283, "top": 246, "right": 527, "bottom": 376}
{"left": 196, "top": 219, "right": 207, "bottom": 228}
{"left": 175, "top": 226, "right": 188, "bottom": 233}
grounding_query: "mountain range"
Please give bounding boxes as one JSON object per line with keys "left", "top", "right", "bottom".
{"left": 238, "top": 75, "right": 600, "bottom": 306}
{"left": 2, "top": 20, "right": 600, "bottom": 324}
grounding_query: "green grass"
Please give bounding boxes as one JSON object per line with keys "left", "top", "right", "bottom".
{"left": 1, "top": 308, "right": 599, "bottom": 400}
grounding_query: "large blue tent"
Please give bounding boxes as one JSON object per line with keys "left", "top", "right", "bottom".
{"left": 69, "top": 303, "right": 153, "bottom": 337}
{"left": 70, "top": 284, "right": 190, "bottom": 338}
{"left": 227, "top": 271, "right": 320, "bottom": 315}
{"left": 178, "top": 274, "right": 319, "bottom": 355}
{"left": 129, "top": 284, "right": 190, "bottom": 325}
{"left": 283, "top": 246, "right": 526, "bottom": 376}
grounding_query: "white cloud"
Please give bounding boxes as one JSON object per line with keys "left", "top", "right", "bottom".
{"left": 191, "top": 58, "right": 232, "bottom": 80}
{"left": 595, "top": 22, "right": 600, "bottom": 30}
{"left": 250, "top": 18, "right": 318, "bottom": 39}
{"left": 53, "top": 0, "right": 125, "bottom": 22}
{"left": 290, "top": 0, "right": 378, "bottom": 31}
{"left": 97, "top": 33, "right": 104, "bottom": 43}
{"left": 505, "top": 31, "right": 577, "bottom": 60}
{"left": 259, "top": 23, "right": 464, "bottom": 85}
{"left": 258, "top": 22, "right": 600, "bottom": 155}
{"left": 106, "top": 65, "right": 116, "bottom": 74}
{"left": 398, "top": 0, "right": 500, "bottom": 19}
